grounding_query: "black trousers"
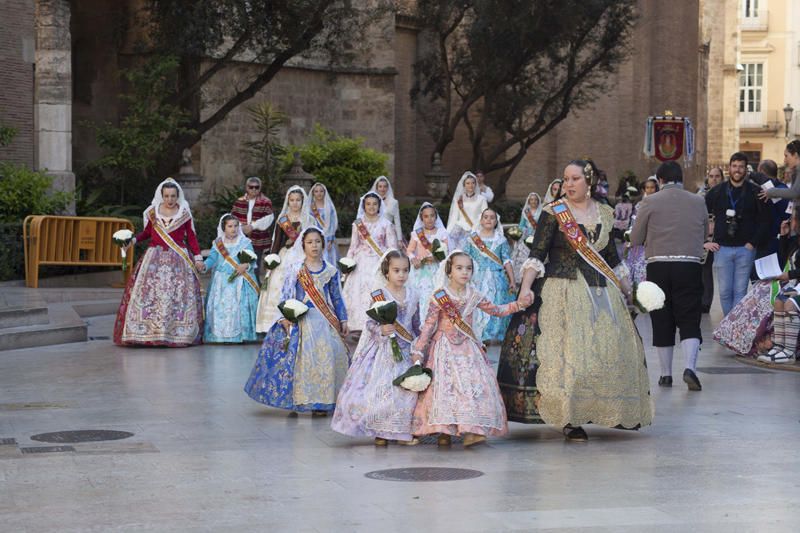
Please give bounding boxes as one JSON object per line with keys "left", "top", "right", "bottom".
{"left": 701, "top": 251, "right": 714, "bottom": 308}
{"left": 646, "top": 261, "right": 703, "bottom": 347}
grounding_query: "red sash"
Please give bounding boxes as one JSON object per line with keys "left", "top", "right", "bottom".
{"left": 147, "top": 209, "right": 200, "bottom": 280}
{"left": 297, "top": 265, "right": 342, "bottom": 335}
{"left": 370, "top": 289, "right": 414, "bottom": 343}
{"left": 355, "top": 219, "right": 383, "bottom": 256}
{"left": 433, "top": 289, "right": 479, "bottom": 343}
{"left": 524, "top": 208, "right": 538, "bottom": 230}
{"left": 277, "top": 215, "right": 300, "bottom": 241}
{"left": 214, "top": 239, "right": 259, "bottom": 293}
{"left": 310, "top": 202, "right": 326, "bottom": 229}
{"left": 457, "top": 197, "right": 474, "bottom": 227}
{"left": 551, "top": 199, "right": 621, "bottom": 290}
{"left": 469, "top": 232, "right": 504, "bottom": 266}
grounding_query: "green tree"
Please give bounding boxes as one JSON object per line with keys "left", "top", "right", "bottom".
{"left": 413, "top": 0, "right": 637, "bottom": 197}
{"left": 242, "top": 101, "right": 289, "bottom": 201}
{"left": 0, "top": 163, "right": 72, "bottom": 223}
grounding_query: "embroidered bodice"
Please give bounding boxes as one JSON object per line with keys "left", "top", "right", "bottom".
{"left": 136, "top": 208, "right": 201, "bottom": 257}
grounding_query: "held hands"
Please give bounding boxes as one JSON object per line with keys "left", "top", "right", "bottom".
{"left": 380, "top": 324, "right": 396, "bottom": 336}
{"left": 517, "top": 291, "right": 534, "bottom": 309}
{"left": 704, "top": 242, "right": 720, "bottom": 253}
{"left": 194, "top": 260, "right": 206, "bottom": 272}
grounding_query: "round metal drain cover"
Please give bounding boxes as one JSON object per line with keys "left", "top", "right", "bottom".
{"left": 30, "top": 430, "right": 134, "bottom": 443}
{"left": 365, "top": 467, "right": 484, "bottom": 482}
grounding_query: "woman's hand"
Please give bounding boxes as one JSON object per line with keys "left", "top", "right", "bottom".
{"left": 411, "top": 257, "right": 421, "bottom": 268}
{"left": 411, "top": 353, "right": 422, "bottom": 365}
{"left": 194, "top": 260, "right": 205, "bottom": 272}
{"left": 380, "top": 324, "right": 396, "bottom": 336}
{"left": 236, "top": 264, "right": 248, "bottom": 275}
{"left": 279, "top": 319, "right": 292, "bottom": 334}
{"left": 340, "top": 320, "right": 349, "bottom": 337}
{"left": 518, "top": 287, "right": 534, "bottom": 308}
{"left": 124, "top": 239, "right": 136, "bottom": 252}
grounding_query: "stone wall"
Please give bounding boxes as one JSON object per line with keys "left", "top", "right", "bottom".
{"left": 0, "top": 0, "right": 35, "bottom": 167}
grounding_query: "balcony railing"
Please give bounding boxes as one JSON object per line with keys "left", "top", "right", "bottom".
{"left": 739, "top": 109, "right": 781, "bottom": 133}
{"left": 742, "top": 9, "right": 769, "bottom": 31}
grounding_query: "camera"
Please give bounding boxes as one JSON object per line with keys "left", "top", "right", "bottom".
{"left": 725, "top": 209, "right": 739, "bottom": 238}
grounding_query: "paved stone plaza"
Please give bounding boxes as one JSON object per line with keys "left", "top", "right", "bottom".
{"left": 1, "top": 312, "right": 799, "bottom": 532}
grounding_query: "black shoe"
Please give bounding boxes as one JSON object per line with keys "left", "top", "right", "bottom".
{"left": 658, "top": 376, "right": 673, "bottom": 387}
{"left": 683, "top": 369, "right": 702, "bottom": 391}
{"left": 563, "top": 425, "right": 588, "bottom": 442}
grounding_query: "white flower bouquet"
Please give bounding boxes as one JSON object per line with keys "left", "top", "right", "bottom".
{"left": 632, "top": 281, "right": 666, "bottom": 314}
{"left": 392, "top": 361, "right": 432, "bottom": 392}
{"left": 366, "top": 301, "right": 402, "bottom": 362}
{"left": 228, "top": 249, "right": 257, "bottom": 282}
{"left": 338, "top": 257, "right": 356, "bottom": 274}
{"left": 263, "top": 253, "right": 281, "bottom": 271}
{"left": 524, "top": 235, "right": 535, "bottom": 249}
{"left": 431, "top": 239, "right": 448, "bottom": 262}
{"left": 112, "top": 229, "right": 134, "bottom": 271}
{"left": 277, "top": 299, "right": 310, "bottom": 349}
{"left": 504, "top": 225, "right": 524, "bottom": 242}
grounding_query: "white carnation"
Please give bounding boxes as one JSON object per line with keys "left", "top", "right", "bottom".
{"left": 113, "top": 229, "right": 134, "bottom": 240}
{"left": 524, "top": 236, "right": 534, "bottom": 245}
{"left": 241, "top": 249, "right": 257, "bottom": 261}
{"left": 369, "top": 301, "right": 392, "bottom": 313}
{"left": 283, "top": 299, "right": 309, "bottom": 315}
{"left": 263, "top": 253, "right": 281, "bottom": 270}
{"left": 399, "top": 373, "right": 431, "bottom": 392}
{"left": 339, "top": 257, "right": 356, "bottom": 268}
{"left": 635, "top": 281, "right": 665, "bottom": 312}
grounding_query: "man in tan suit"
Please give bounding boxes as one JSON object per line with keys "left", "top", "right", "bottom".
{"left": 630, "top": 161, "right": 708, "bottom": 391}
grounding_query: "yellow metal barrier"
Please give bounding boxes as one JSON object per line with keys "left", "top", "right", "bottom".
{"left": 23, "top": 215, "right": 136, "bottom": 288}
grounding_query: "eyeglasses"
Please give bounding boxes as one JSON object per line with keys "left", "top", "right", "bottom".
{"left": 247, "top": 185, "right": 260, "bottom": 190}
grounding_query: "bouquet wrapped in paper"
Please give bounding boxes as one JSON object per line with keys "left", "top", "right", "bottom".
{"left": 392, "top": 361, "right": 432, "bottom": 392}
{"left": 431, "top": 239, "right": 447, "bottom": 262}
{"left": 366, "top": 301, "right": 403, "bottom": 362}
{"left": 632, "top": 281, "right": 666, "bottom": 314}
{"left": 504, "top": 225, "right": 524, "bottom": 242}
{"left": 112, "top": 229, "right": 134, "bottom": 271}
{"left": 524, "top": 235, "right": 535, "bottom": 249}
{"left": 263, "top": 253, "right": 281, "bottom": 271}
{"left": 277, "top": 299, "right": 310, "bottom": 349}
{"left": 338, "top": 257, "right": 356, "bottom": 283}
{"left": 228, "top": 249, "right": 257, "bottom": 282}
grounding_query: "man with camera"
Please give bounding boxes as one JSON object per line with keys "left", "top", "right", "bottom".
{"left": 704, "top": 152, "right": 771, "bottom": 316}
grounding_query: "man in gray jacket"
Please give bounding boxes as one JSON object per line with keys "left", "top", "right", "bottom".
{"left": 630, "top": 161, "right": 709, "bottom": 391}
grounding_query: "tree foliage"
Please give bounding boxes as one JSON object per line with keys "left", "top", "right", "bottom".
{"left": 242, "top": 101, "right": 289, "bottom": 202}
{"left": 0, "top": 163, "right": 72, "bottom": 223}
{"left": 413, "top": 0, "right": 637, "bottom": 197}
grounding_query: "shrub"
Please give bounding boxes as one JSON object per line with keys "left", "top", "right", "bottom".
{"left": 0, "top": 162, "right": 72, "bottom": 223}
{"left": 0, "top": 222, "right": 24, "bottom": 281}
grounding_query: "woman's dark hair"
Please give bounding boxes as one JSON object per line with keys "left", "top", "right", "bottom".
{"left": 480, "top": 208, "right": 499, "bottom": 229}
{"left": 787, "top": 140, "right": 800, "bottom": 156}
{"left": 444, "top": 251, "right": 473, "bottom": 276}
{"left": 567, "top": 159, "right": 600, "bottom": 185}
{"left": 362, "top": 192, "right": 381, "bottom": 205}
{"left": 420, "top": 204, "right": 437, "bottom": 218}
{"left": 380, "top": 250, "right": 410, "bottom": 276}
{"left": 161, "top": 182, "right": 180, "bottom": 195}
{"left": 220, "top": 214, "right": 238, "bottom": 229}
{"left": 301, "top": 227, "right": 325, "bottom": 250}
{"left": 287, "top": 190, "right": 305, "bottom": 202}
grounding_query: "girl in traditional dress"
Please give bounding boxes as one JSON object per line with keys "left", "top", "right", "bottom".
{"left": 202, "top": 214, "right": 259, "bottom": 344}
{"left": 447, "top": 172, "right": 489, "bottom": 252}
{"left": 543, "top": 178, "right": 563, "bottom": 205}
{"left": 114, "top": 178, "right": 204, "bottom": 347}
{"left": 331, "top": 249, "right": 421, "bottom": 445}
{"left": 511, "top": 192, "right": 542, "bottom": 285}
{"left": 626, "top": 176, "right": 659, "bottom": 284}
{"left": 371, "top": 176, "right": 404, "bottom": 243}
{"left": 406, "top": 202, "right": 449, "bottom": 320}
{"left": 245, "top": 227, "right": 350, "bottom": 415}
{"left": 466, "top": 208, "right": 515, "bottom": 343}
{"left": 255, "top": 186, "right": 312, "bottom": 333}
{"left": 305, "top": 182, "right": 339, "bottom": 266}
{"left": 411, "top": 251, "right": 527, "bottom": 447}
{"left": 343, "top": 192, "right": 399, "bottom": 332}
{"left": 512, "top": 160, "right": 653, "bottom": 441}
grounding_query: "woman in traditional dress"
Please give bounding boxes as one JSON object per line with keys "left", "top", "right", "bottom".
{"left": 255, "top": 186, "right": 312, "bottom": 333}
{"left": 406, "top": 202, "right": 449, "bottom": 320}
{"left": 245, "top": 227, "right": 350, "bottom": 415}
{"left": 202, "top": 214, "right": 259, "bottom": 344}
{"left": 114, "top": 178, "right": 204, "bottom": 346}
{"left": 332, "top": 249, "right": 421, "bottom": 445}
{"left": 446, "top": 172, "right": 488, "bottom": 251}
{"left": 626, "top": 176, "right": 659, "bottom": 284}
{"left": 511, "top": 192, "right": 542, "bottom": 283}
{"left": 371, "top": 176, "right": 404, "bottom": 243}
{"left": 411, "top": 251, "right": 527, "bottom": 447}
{"left": 305, "top": 182, "right": 339, "bottom": 266}
{"left": 342, "top": 192, "right": 399, "bottom": 332}
{"left": 543, "top": 178, "right": 563, "bottom": 205}
{"left": 510, "top": 160, "right": 653, "bottom": 441}
{"left": 466, "top": 208, "right": 515, "bottom": 343}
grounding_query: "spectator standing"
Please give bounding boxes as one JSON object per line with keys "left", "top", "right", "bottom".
{"left": 231, "top": 177, "right": 274, "bottom": 282}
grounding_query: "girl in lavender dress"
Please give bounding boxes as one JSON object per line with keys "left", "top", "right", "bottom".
{"left": 406, "top": 202, "right": 449, "bottom": 321}
{"left": 342, "top": 192, "right": 399, "bottom": 332}
{"left": 331, "top": 249, "right": 422, "bottom": 445}
{"left": 626, "top": 176, "right": 659, "bottom": 284}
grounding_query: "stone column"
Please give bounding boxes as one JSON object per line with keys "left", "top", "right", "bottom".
{"left": 34, "top": 0, "right": 74, "bottom": 208}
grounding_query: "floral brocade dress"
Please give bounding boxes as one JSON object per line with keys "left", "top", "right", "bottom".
{"left": 331, "top": 288, "right": 421, "bottom": 441}
{"left": 498, "top": 203, "right": 653, "bottom": 429}
{"left": 406, "top": 229, "right": 449, "bottom": 321}
{"left": 256, "top": 220, "right": 303, "bottom": 333}
{"left": 411, "top": 286, "right": 519, "bottom": 437}
{"left": 466, "top": 235, "right": 515, "bottom": 342}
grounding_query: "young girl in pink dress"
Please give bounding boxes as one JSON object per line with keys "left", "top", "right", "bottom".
{"left": 411, "top": 251, "right": 529, "bottom": 447}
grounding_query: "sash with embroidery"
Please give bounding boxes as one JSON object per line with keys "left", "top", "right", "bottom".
{"left": 370, "top": 290, "right": 414, "bottom": 343}
{"left": 277, "top": 215, "right": 300, "bottom": 242}
{"left": 433, "top": 289, "right": 480, "bottom": 343}
{"left": 457, "top": 197, "right": 474, "bottom": 228}
{"left": 297, "top": 265, "right": 342, "bottom": 335}
{"left": 415, "top": 228, "right": 433, "bottom": 251}
{"left": 214, "top": 239, "right": 259, "bottom": 293}
{"left": 310, "top": 203, "right": 326, "bottom": 229}
{"left": 355, "top": 218, "right": 383, "bottom": 256}
{"left": 470, "top": 232, "right": 504, "bottom": 266}
{"left": 147, "top": 209, "right": 200, "bottom": 280}
{"left": 524, "top": 208, "right": 538, "bottom": 230}
{"left": 550, "top": 199, "right": 621, "bottom": 291}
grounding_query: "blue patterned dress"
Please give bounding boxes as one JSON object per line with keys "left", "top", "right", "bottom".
{"left": 203, "top": 237, "right": 259, "bottom": 343}
{"left": 467, "top": 234, "right": 515, "bottom": 342}
{"left": 244, "top": 262, "right": 350, "bottom": 412}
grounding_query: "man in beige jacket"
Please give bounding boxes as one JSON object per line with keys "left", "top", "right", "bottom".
{"left": 630, "top": 161, "right": 708, "bottom": 391}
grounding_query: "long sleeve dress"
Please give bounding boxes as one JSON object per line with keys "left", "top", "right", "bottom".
{"left": 447, "top": 194, "right": 488, "bottom": 252}
{"left": 331, "top": 287, "right": 421, "bottom": 441}
{"left": 113, "top": 207, "right": 203, "bottom": 346}
{"left": 381, "top": 196, "right": 404, "bottom": 243}
{"left": 255, "top": 219, "right": 303, "bottom": 332}
{"left": 203, "top": 237, "right": 259, "bottom": 343}
{"left": 342, "top": 217, "right": 399, "bottom": 331}
{"left": 406, "top": 227, "right": 449, "bottom": 320}
{"left": 498, "top": 202, "right": 653, "bottom": 429}
{"left": 309, "top": 201, "right": 339, "bottom": 266}
{"left": 245, "top": 261, "right": 350, "bottom": 412}
{"left": 511, "top": 207, "right": 538, "bottom": 282}
{"left": 411, "top": 286, "right": 519, "bottom": 438}
{"left": 467, "top": 233, "right": 515, "bottom": 342}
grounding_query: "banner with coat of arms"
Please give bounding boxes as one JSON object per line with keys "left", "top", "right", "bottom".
{"left": 642, "top": 114, "right": 695, "bottom": 164}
